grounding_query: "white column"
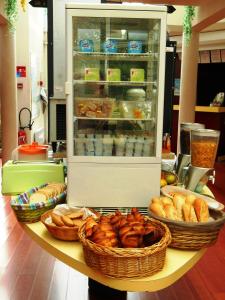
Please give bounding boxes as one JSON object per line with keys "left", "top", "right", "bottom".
{"left": 1, "top": 26, "right": 18, "bottom": 163}
{"left": 177, "top": 30, "right": 199, "bottom": 152}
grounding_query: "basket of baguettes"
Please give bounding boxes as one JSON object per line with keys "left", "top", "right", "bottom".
{"left": 148, "top": 188, "right": 225, "bottom": 250}
{"left": 78, "top": 208, "right": 171, "bottom": 278}
{"left": 10, "top": 182, "right": 66, "bottom": 223}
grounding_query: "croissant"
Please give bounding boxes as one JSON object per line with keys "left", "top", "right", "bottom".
{"left": 85, "top": 217, "right": 98, "bottom": 237}
{"left": 143, "top": 221, "right": 163, "bottom": 246}
{"left": 120, "top": 230, "right": 143, "bottom": 248}
{"left": 131, "top": 207, "right": 145, "bottom": 223}
{"left": 119, "top": 218, "right": 145, "bottom": 248}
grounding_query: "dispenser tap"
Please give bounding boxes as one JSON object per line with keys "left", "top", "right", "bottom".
{"left": 208, "top": 169, "right": 216, "bottom": 184}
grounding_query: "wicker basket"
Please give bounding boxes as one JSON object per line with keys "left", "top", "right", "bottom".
{"left": 41, "top": 210, "right": 79, "bottom": 241}
{"left": 10, "top": 184, "right": 66, "bottom": 223}
{"left": 78, "top": 217, "right": 171, "bottom": 278}
{"left": 148, "top": 209, "right": 225, "bottom": 250}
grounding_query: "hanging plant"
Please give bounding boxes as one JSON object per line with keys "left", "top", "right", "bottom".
{"left": 4, "top": 0, "right": 18, "bottom": 31}
{"left": 183, "top": 6, "right": 196, "bottom": 46}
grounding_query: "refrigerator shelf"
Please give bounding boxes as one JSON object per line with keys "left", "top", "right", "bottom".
{"left": 73, "top": 116, "right": 155, "bottom": 122}
{"left": 73, "top": 51, "right": 159, "bottom": 61}
{"left": 73, "top": 80, "right": 156, "bottom": 86}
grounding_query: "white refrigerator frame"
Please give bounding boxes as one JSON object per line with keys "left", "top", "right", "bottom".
{"left": 65, "top": 3, "right": 167, "bottom": 208}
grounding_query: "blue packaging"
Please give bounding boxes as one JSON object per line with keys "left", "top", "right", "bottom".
{"left": 128, "top": 41, "right": 142, "bottom": 54}
{"left": 103, "top": 39, "right": 118, "bottom": 53}
{"left": 79, "top": 39, "right": 94, "bottom": 52}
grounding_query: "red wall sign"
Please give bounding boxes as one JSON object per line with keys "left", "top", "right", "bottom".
{"left": 16, "top": 66, "right": 26, "bottom": 78}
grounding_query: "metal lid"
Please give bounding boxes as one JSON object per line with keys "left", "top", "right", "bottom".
{"left": 191, "top": 128, "right": 220, "bottom": 137}
{"left": 180, "top": 122, "right": 205, "bottom": 130}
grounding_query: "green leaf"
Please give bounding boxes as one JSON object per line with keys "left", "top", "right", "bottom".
{"left": 4, "top": 0, "right": 18, "bottom": 32}
{"left": 183, "top": 6, "right": 196, "bottom": 46}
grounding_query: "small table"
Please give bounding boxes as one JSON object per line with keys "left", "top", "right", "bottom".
{"left": 23, "top": 221, "right": 206, "bottom": 292}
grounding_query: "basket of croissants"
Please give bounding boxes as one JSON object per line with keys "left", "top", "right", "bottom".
{"left": 148, "top": 193, "right": 225, "bottom": 250}
{"left": 78, "top": 208, "right": 171, "bottom": 278}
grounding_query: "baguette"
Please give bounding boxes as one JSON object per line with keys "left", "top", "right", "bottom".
{"left": 160, "top": 196, "right": 173, "bottom": 206}
{"left": 185, "top": 194, "right": 197, "bottom": 205}
{"left": 194, "top": 198, "right": 209, "bottom": 222}
{"left": 182, "top": 203, "right": 198, "bottom": 222}
{"left": 151, "top": 197, "right": 162, "bottom": 204}
{"left": 149, "top": 202, "right": 166, "bottom": 218}
{"left": 173, "top": 193, "right": 186, "bottom": 221}
{"left": 164, "top": 204, "right": 178, "bottom": 221}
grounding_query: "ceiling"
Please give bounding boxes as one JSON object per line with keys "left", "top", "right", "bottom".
{"left": 126, "top": 0, "right": 213, "bottom": 6}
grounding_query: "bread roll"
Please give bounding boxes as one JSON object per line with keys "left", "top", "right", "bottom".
{"left": 189, "top": 205, "right": 198, "bottom": 222}
{"left": 185, "top": 194, "right": 196, "bottom": 205}
{"left": 160, "top": 196, "right": 173, "bottom": 206}
{"left": 61, "top": 215, "right": 74, "bottom": 227}
{"left": 67, "top": 212, "right": 83, "bottom": 219}
{"left": 194, "top": 198, "right": 209, "bottom": 222}
{"left": 73, "top": 219, "right": 85, "bottom": 227}
{"left": 173, "top": 193, "right": 186, "bottom": 220}
{"left": 182, "top": 203, "right": 197, "bottom": 222}
{"left": 164, "top": 204, "right": 178, "bottom": 221}
{"left": 51, "top": 213, "right": 64, "bottom": 227}
{"left": 149, "top": 202, "right": 166, "bottom": 218}
{"left": 152, "top": 197, "right": 162, "bottom": 204}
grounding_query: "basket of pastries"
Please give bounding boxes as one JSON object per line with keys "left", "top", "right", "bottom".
{"left": 78, "top": 208, "right": 171, "bottom": 278}
{"left": 41, "top": 205, "right": 99, "bottom": 241}
{"left": 148, "top": 187, "right": 225, "bottom": 250}
{"left": 10, "top": 182, "right": 66, "bottom": 223}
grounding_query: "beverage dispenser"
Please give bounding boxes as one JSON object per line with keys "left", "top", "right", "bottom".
{"left": 176, "top": 122, "right": 205, "bottom": 184}
{"left": 185, "top": 129, "right": 220, "bottom": 191}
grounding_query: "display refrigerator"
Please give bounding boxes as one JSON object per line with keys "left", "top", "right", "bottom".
{"left": 65, "top": 3, "right": 167, "bottom": 209}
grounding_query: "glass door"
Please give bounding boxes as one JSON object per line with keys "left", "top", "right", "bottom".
{"left": 72, "top": 15, "right": 161, "bottom": 157}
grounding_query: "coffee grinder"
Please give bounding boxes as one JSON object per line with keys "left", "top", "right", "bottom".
{"left": 184, "top": 129, "right": 220, "bottom": 192}
{"left": 176, "top": 123, "right": 205, "bottom": 185}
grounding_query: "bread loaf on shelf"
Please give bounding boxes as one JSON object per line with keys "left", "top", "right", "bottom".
{"left": 149, "top": 193, "right": 209, "bottom": 223}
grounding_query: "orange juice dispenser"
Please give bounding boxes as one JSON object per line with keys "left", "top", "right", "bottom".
{"left": 176, "top": 123, "right": 205, "bottom": 184}
{"left": 185, "top": 129, "right": 220, "bottom": 191}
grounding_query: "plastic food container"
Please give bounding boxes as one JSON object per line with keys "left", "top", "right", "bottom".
{"left": 180, "top": 123, "right": 205, "bottom": 155}
{"left": 130, "top": 68, "right": 145, "bottom": 82}
{"left": 12, "top": 142, "right": 49, "bottom": 161}
{"left": 103, "top": 39, "right": 118, "bottom": 53}
{"left": 120, "top": 101, "right": 151, "bottom": 119}
{"left": 126, "top": 88, "right": 146, "bottom": 101}
{"left": 191, "top": 129, "right": 220, "bottom": 168}
{"left": 128, "top": 41, "right": 142, "bottom": 53}
{"left": 84, "top": 68, "right": 100, "bottom": 81}
{"left": 106, "top": 68, "right": 121, "bottom": 81}
{"left": 79, "top": 39, "right": 94, "bottom": 52}
{"left": 75, "top": 98, "right": 115, "bottom": 118}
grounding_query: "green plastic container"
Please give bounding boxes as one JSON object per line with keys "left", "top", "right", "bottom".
{"left": 2, "top": 160, "right": 65, "bottom": 195}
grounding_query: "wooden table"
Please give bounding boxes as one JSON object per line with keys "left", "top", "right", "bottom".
{"left": 23, "top": 221, "right": 206, "bottom": 292}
